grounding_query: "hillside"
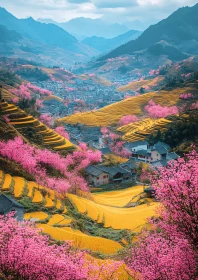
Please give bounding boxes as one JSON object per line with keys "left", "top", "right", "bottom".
{"left": 0, "top": 8, "right": 99, "bottom": 66}
{"left": 58, "top": 88, "right": 182, "bottom": 126}
{"left": 82, "top": 30, "right": 142, "bottom": 53}
{"left": 101, "top": 3, "right": 198, "bottom": 60}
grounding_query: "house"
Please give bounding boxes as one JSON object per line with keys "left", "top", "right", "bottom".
{"left": 119, "top": 160, "right": 137, "bottom": 177}
{"left": 98, "top": 166, "right": 132, "bottom": 184}
{"left": 125, "top": 140, "right": 149, "bottom": 153}
{"left": 136, "top": 150, "right": 152, "bottom": 163}
{"left": 99, "top": 147, "right": 112, "bottom": 155}
{"left": 0, "top": 194, "right": 24, "bottom": 221}
{"left": 85, "top": 165, "right": 110, "bottom": 186}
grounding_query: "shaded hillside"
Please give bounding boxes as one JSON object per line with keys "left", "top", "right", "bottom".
{"left": 0, "top": 8, "right": 99, "bottom": 66}
{"left": 82, "top": 30, "right": 142, "bottom": 53}
{"left": 0, "top": 25, "right": 22, "bottom": 43}
{"left": 101, "top": 4, "right": 198, "bottom": 60}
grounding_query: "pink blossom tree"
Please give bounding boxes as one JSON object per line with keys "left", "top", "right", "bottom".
{"left": 119, "top": 115, "right": 139, "bottom": 126}
{"left": 145, "top": 100, "right": 178, "bottom": 118}
{"left": 127, "top": 150, "right": 198, "bottom": 279}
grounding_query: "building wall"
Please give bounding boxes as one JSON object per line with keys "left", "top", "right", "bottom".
{"left": 87, "top": 172, "right": 109, "bottom": 186}
{"left": 151, "top": 150, "right": 162, "bottom": 162}
{"left": 9, "top": 207, "right": 24, "bottom": 221}
{"left": 131, "top": 144, "right": 148, "bottom": 152}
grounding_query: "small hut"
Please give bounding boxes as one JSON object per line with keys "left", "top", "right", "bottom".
{"left": 0, "top": 194, "right": 24, "bottom": 221}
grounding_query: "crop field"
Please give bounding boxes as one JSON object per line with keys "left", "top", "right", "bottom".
{"left": 1, "top": 101, "right": 73, "bottom": 151}
{"left": 117, "top": 76, "right": 164, "bottom": 92}
{"left": 0, "top": 170, "right": 67, "bottom": 213}
{"left": 37, "top": 224, "right": 123, "bottom": 254}
{"left": 79, "top": 74, "right": 112, "bottom": 86}
{"left": 92, "top": 186, "right": 144, "bottom": 207}
{"left": 47, "top": 214, "right": 72, "bottom": 226}
{"left": 58, "top": 88, "right": 181, "bottom": 126}
{"left": 24, "top": 212, "right": 49, "bottom": 222}
{"left": 67, "top": 193, "right": 158, "bottom": 231}
{"left": 118, "top": 118, "right": 171, "bottom": 142}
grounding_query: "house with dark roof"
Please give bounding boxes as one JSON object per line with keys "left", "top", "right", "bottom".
{"left": 125, "top": 140, "right": 149, "bottom": 153}
{"left": 99, "top": 147, "right": 112, "bottom": 155}
{"left": 0, "top": 194, "right": 24, "bottom": 221}
{"left": 85, "top": 165, "right": 110, "bottom": 186}
{"left": 119, "top": 160, "right": 137, "bottom": 177}
{"left": 95, "top": 165, "right": 132, "bottom": 184}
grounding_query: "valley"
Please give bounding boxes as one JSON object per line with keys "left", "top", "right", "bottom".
{"left": 0, "top": 2, "right": 198, "bottom": 280}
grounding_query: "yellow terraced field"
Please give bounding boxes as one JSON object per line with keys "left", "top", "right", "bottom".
{"left": 0, "top": 100, "right": 74, "bottom": 151}
{"left": 32, "top": 190, "right": 43, "bottom": 203}
{"left": 117, "top": 76, "right": 164, "bottom": 92}
{"left": 67, "top": 194, "right": 158, "bottom": 231}
{"left": 48, "top": 214, "right": 72, "bottom": 226}
{"left": 118, "top": 118, "right": 171, "bottom": 142}
{"left": 1, "top": 174, "right": 12, "bottom": 190}
{"left": 59, "top": 89, "right": 181, "bottom": 126}
{"left": 24, "top": 212, "right": 49, "bottom": 221}
{"left": 92, "top": 186, "right": 144, "bottom": 207}
{"left": 37, "top": 224, "right": 123, "bottom": 254}
{"left": 45, "top": 195, "right": 54, "bottom": 208}
{"left": 13, "top": 177, "right": 26, "bottom": 197}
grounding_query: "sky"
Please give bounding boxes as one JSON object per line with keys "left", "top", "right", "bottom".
{"left": 0, "top": 0, "right": 197, "bottom": 25}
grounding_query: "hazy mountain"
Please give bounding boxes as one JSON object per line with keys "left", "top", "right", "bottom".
{"left": 0, "top": 7, "right": 99, "bottom": 66}
{"left": 38, "top": 17, "right": 129, "bottom": 39}
{"left": 0, "top": 25, "right": 22, "bottom": 43}
{"left": 100, "top": 4, "right": 198, "bottom": 61}
{"left": 82, "top": 30, "right": 142, "bottom": 53}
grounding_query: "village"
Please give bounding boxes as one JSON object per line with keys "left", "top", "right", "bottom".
{"left": 33, "top": 76, "right": 129, "bottom": 117}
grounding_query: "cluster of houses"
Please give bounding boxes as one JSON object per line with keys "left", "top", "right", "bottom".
{"left": 35, "top": 77, "right": 125, "bottom": 117}
{"left": 85, "top": 140, "right": 179, "bottom": 187}
{"left": 124, "top": 140, "right": 179, "bottom": 167}
{"left": 86, "top": 159, "right": 137, "bottom": 187}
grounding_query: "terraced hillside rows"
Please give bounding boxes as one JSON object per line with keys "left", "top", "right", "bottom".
{"left": 91, "top": 186, "right": 145, "bottom": 207}
{"left": 0, "top": 170, "right": 67, "bottom": 212}
{"left": 118, "top": 118, "right": 171, "bottom": 142}
{"left": 0, "top": 100, "right": 73, "bottom": 151}
{"left": 67, "top": 192, "right": 158, "bottom": 231}
{"left": 58, "top": 88, "right": 182, "bottom": 126}
{"left": 117, "top": 76, "right": 164, "bottom": 92}
{"left": 0, "top": 170, "right": 123, "bottom": 255}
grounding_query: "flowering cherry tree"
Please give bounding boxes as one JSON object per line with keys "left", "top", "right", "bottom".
{"left": 128, "top": 150, "right": 198, "bottom": 279}
{"left": 145, "top": 100, "right": 178, "bottom": 118}
{"left": 0, "top": 137, "right": 101, "bottom": 193}
{"left": 55, "top": 126, "right": 70, "bottom": 139}
{"left": 119, "top": 115, "right": 139, "bottom": 126}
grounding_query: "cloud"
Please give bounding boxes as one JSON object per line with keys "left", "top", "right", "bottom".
{"left": 0, "top": 0, "right": 198, "bottom": 25}
{"left": 93, "top": 0, "right": 138, "bottom": 8}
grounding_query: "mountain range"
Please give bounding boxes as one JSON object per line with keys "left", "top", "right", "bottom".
{"left": 82, "top": 30, "right": 142, "bottom": 53}
{"left": 0, "top": 7, "right": 100, "bottom": 66}
{"left": 100, "top": 4, "right": 198, "bottom": 61}
{"left": 38, "top": 17, "right": 131, "bottom": 39}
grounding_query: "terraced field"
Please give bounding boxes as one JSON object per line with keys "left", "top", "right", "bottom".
{"left": 37, "top": 224, "right": 122, "bottom": 254}
{"left": 117, "top": 76, "right": 164, "bottom": 92}
{"left": 67, "top": 193, "right": 158, "bottom": 231}
{"left": 92, "top": 186, "right": 144, "bottom": 207}
{"left": 118, "top": 118, "right": 171, "bottom": 142}
{"left": 58, "top": 88, "right": 182, "bottom": 126}
{"left": 0, "top": 100, "right": 73, "bottom": 151}
{"left": 0, "top": 170, "right": 65, "bottom": 212}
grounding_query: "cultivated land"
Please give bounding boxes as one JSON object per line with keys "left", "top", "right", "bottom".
{"left": 58, "top": 88, "right": 184, "bottom": 126}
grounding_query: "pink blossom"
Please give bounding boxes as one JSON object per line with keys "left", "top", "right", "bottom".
{"left": 119, "top": 115, "right": 139, "bottom": 126}
{"left": 145, "top": 100, "right": 178, "bottom": 118}
{"left": 55, "top": 126, "right": 70, "bottom": 139}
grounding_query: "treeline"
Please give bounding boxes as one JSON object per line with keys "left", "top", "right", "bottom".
{"left": 0, "top": 69, "right": 20, "bottom": 86}
{"left": 147, "top": 110, "right": 198, "bottom": 154}
{"left": 16, "top": 67, "right": 49, "bottom": 81}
